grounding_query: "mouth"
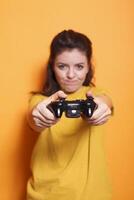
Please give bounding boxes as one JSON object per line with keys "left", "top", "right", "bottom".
{"left": 64, "top": 80, "right": 78, "bottom": 85}
{"left": 60, "top": 80, "right": 82, "bottom": 93}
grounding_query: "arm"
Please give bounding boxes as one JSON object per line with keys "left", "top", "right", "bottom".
{"left": 96, "top": 94, "right": 114, "bottom": 114}
{"left": 86, "top": 92, "right": 114, "bottom": 126}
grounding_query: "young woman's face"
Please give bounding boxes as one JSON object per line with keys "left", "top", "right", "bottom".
{"left": 53, "top": 48, "right": 89, "bottom": 93}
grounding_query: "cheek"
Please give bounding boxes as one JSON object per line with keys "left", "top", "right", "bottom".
{"left": 54, "top": 69, "right": 65, "bottom": 80}
{"left": 78, "top": 69, "right": 88, "bottom": 79}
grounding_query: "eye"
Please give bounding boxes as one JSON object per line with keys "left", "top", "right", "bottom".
{"left": 76, "top": 64, "right": 84, "bottom": 70}
{"left": 57, "top": 64, "right": 67, "bottom": 70}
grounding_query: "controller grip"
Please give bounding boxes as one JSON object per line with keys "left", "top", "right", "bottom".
{"left": 83, "top": 99, "right": 97, "bottom": 117}
{"left": 47, "top": 103, "right": 62, "bottom": 118}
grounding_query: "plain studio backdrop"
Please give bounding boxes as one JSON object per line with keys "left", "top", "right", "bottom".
{"left": 0, "top": 0, "right": 134, "bottom": 199}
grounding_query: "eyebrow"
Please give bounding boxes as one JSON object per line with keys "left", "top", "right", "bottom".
{"left": 56, "top": 62, "right": 85, "bottom": 65}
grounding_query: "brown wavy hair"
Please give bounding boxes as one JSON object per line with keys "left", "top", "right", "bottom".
{"left": 40, "top": 30, "right": 95, "bottom": 96}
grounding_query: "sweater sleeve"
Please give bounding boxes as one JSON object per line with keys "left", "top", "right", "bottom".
{"left": 28, "top": 94, "right": 46, "bottom": 110}
{"left": 90, "top": 86, "right": 114, "bottom": 114}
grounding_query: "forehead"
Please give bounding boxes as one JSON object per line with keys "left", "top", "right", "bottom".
{"left": 55, "top": 48, "right": 88, "bottom": 63}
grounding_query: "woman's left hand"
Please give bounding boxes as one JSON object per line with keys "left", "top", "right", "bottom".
{"left": 85, "top": 93, "right": 112, "bottom": 126}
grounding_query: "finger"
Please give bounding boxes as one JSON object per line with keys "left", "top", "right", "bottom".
{"left": 32, "top": 108, "right": 50, "bottom": 120}
{"left": 88, "top": 115, "right": 110, "bottom": 124}
{"left": 33, "top": 117, "right": 58, "bottom": 127}
{"left": 90, "top": 103, "right": 110, "bottom": 120}
{"left": 90, "top": 118, "right": 109, "bottom": 126}
{"left": 36, "top": 102, "right": 56, "bottom": 120}
{"left": 33, "top": 114, "right": 58, "bottom": 124}
{"left": 35, "top": 121, "right": 52, "bottom": 128}
{"left": 44, "top": 90, "right": 67, "bottom": 105}
{"left": 89, "top": 108, "right": 111, "bottom": 122}
{"left": 39, "top": 108, "right": 57, "bottom": 121}
{"left": 50, "top": 90, "right": 67, "bottom": 101}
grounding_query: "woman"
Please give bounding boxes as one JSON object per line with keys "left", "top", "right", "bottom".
{"left": 27, "top": 30, "right": 113, "bottom": 200}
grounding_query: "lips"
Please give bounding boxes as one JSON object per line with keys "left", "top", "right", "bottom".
{"left": 64, "top": 80, "right": 78, "bottom": 85}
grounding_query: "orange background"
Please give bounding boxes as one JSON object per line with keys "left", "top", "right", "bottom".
{"left": 0, "top": 0, "right": 134, "bottom": 199}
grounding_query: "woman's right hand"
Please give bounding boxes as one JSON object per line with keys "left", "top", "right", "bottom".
{"left": 28, "top": 90, "right": 67, "bottom": 132}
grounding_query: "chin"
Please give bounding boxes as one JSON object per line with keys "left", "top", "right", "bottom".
{"left": 63, "top": 86, "right": 81, "bottom": 94}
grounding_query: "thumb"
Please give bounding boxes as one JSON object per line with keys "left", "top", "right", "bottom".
{"left": 43, "top": 91, "right": 67, "bottom": 106}
{"left": 50, "top": 90, "right": 67, "bottom": 101}
{"left": 36, "top": 91, "right": 67, "bottom": 110}
{"left": 86, "top": 90, "right": 94, "bottom": 98}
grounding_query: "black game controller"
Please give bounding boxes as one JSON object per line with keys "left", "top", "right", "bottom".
{"left": 47, "top": 96, "right": 97, "bottom": 118}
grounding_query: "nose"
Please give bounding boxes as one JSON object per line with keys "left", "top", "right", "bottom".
{"left": 67, "top": 68, "right": 75, "bottom": 79}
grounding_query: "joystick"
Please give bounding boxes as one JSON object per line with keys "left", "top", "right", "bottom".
{"left": 47, "top": 96, "right": 97, "bottom": 118}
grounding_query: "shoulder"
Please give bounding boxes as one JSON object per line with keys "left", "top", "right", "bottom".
{"left": 90, "top": 86, "right": 107, "bottom": 95}
{"left": 81, "top": 85, "right": 109, "bottom": 96}
{"left": 89, "top": 86, "right": 112, "bottom": 99}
